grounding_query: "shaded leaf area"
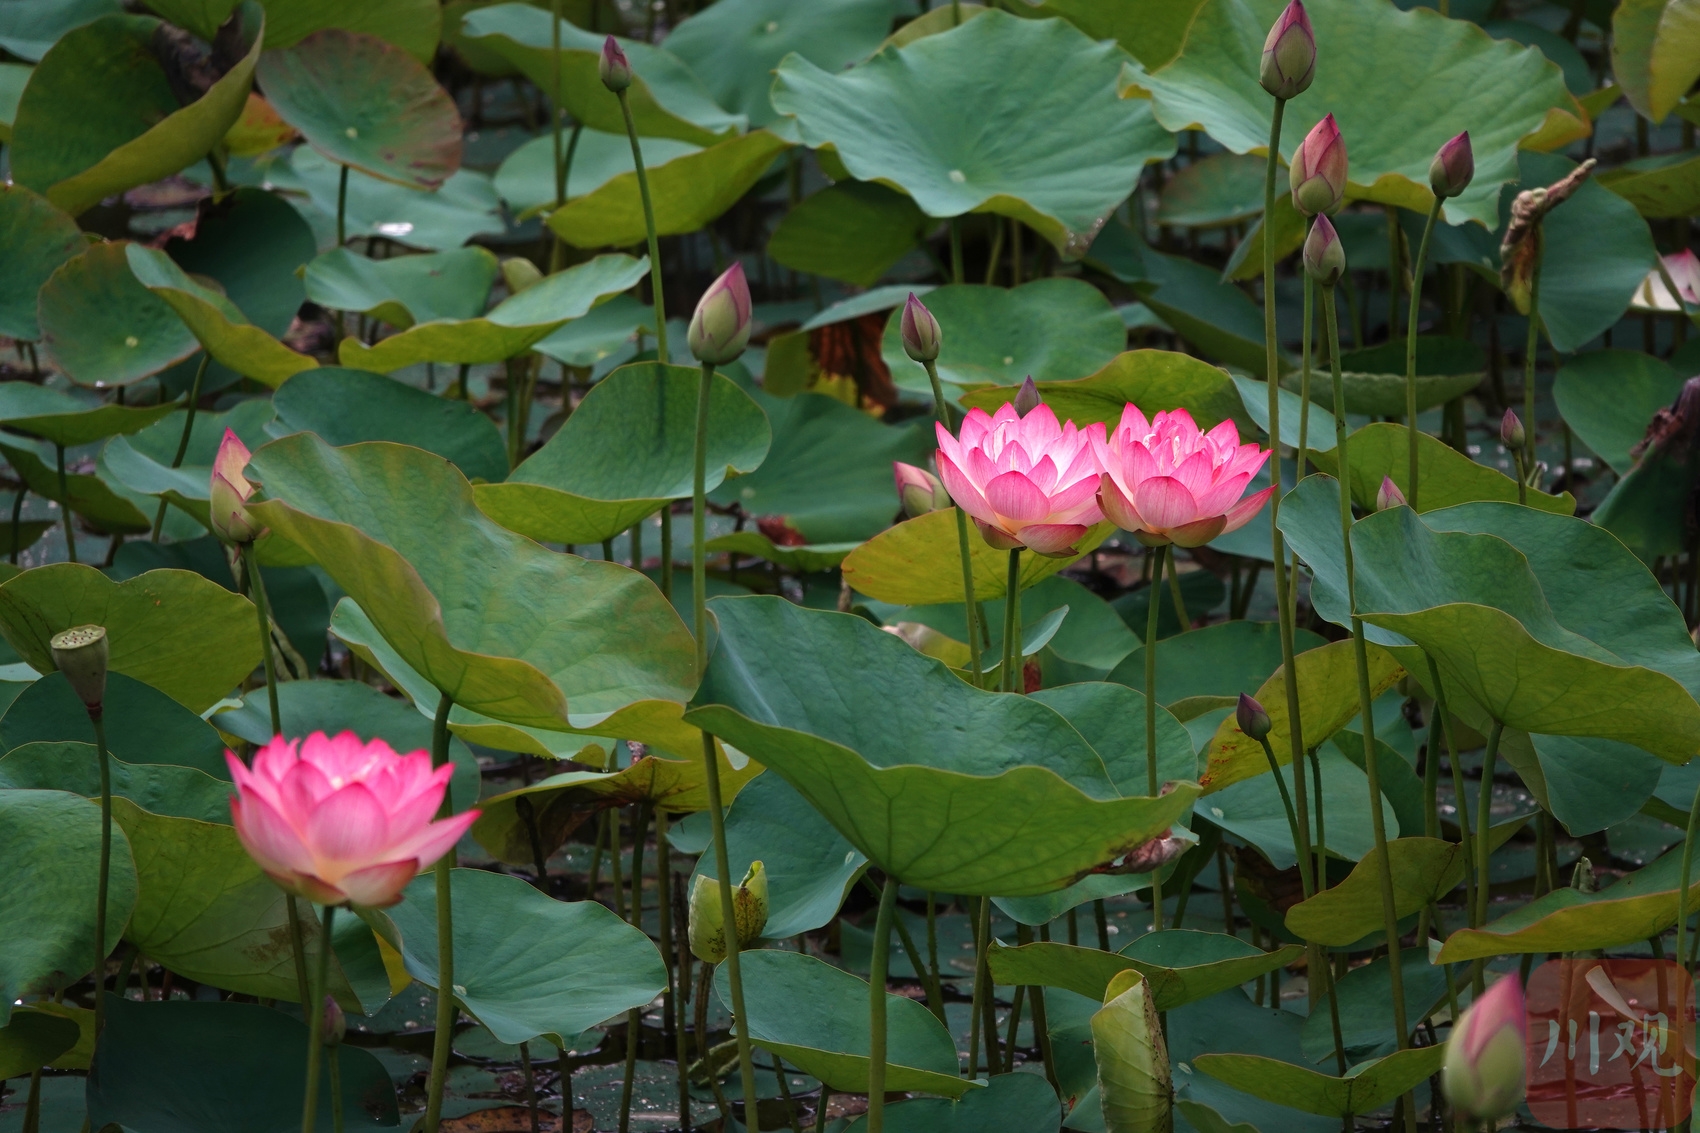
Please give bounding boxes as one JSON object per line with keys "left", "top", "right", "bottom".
{"left": 987, "top": 929, "right": 1301, "bottom": 1011}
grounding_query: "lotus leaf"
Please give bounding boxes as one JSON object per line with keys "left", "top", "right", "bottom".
{"left": 0, "top": 377, "right": 179, "bottom": 448}
{"left": 144, "top": 0, "right": 442, "bottom": 59}
{"left": 301, "top": 246, "right": 499, "bottom": 327}
{"left": 0, "top": 182, "right": 82, "bottom": 341}
{"left": 493, "top": 129, "right": 699, "bottom": 218}
{"left": 0, "top": 743, "right": 232, "bottom": 823}
{"left": 843, "top": 510, "right": 1115, "bottom": 605}
{"left": 274, "top": 146, "right": 506, "bottom": 250}
{"left": 842, "top": 1072, "right": 1060, "bottom": 1133}
{"left": 1193, "top": 1046, "right": 1445, "bottom": 1118}
{"left": 1304, "top": 422, "right": 1573, "bottom": 514}
{"left": 768, "top": 181, "right": 930, "bottom": 287}
{"left": 0, "top": 0, "right": 120, "bottom": 61}
{"left": 1551, "top": 348, "right": 1684, "bottom": 474}
{"left": 960, "top": 349, "right": 1244, "bottom": 435}
{"left": 99, "top": 398, "right": 277, "bottom": 532}
{"left": 1612, "top": 0, "right": 1700, "bottom": 121}
{"left": 987, "top": 931, "right": 1302, "bottom": 1012}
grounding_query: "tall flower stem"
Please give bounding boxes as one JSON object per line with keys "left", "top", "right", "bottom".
{"left": 618, "top": 805, "right": 650, "bottom": 1133}
{"left": 1429, "top": 657, "right": 1477, "bottom": 922}
{"left": 1144, "top": 543, "right": 1167, "bottom": 931}
{"left": 922, "top": 358, "right": 983, "bottom": 688}
{"left": 1679, "top": 780, "right": 1700, "bottom": 981}
{"left": 692, "top": 359, "right": 760, "bottom": 1125}
{"left": 1298, "top": 274, "right": 1314, "bottom": 477}
{"left": 1322, "top": 284, "right": 1411, "bottom": 1065}
{"left": 1254, "top": 733, "right": 1310, "bottom": 895}
{"left": 54, "top": 444, "right": 76, "bottom": 564}
{"left": 240, "top": 543, "right": 281, "bottom": 735}
{"left": 1475, "top": 719, "right": 1506, "bottom": 931}
{"left": 616, "top": 91, "right": 668, "bottom": 364}
{"left": 152, "top": 353, "right": 211, "bottom": 541}
{"left": 866, "top": 874, "right": 898, "bottom": 1133}
{"left": 1404, "top": 198, "right": 1443, "bottom": 510}
{"left": 656, "top": 811, "right": 688, "bottom": 1133}
{"left": 301, "top": 903, "right": 336, "bottom": 1133}
{"left": 1521, "top": 250, "right": 1544, "bottom": 484}
{"left": 335, "top": 165, "right": 349, "bottom": 249}
{"left": 90, "top": 712, "right": 113, "bottom": 1039}
{"left": 1000, "top": 549, "right": 1021, "bottom": 692}
{"left": 423, "top": 692, "right": 458, "bottom": 1133}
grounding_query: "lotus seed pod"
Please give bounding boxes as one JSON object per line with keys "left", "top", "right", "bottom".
{"left": 688, "top": 861, "right": 769, "bottom": 963}
{"left": 50, "top": 624, "right": 108, "bottom": 713}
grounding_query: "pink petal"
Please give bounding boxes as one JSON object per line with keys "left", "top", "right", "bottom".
{"left": 984, "top": 470, "right": 1051, "bottom": 525}
{"left": 1220, "top": 485, "right": 1274, "bottom": 534}
{"left": 336, "top": 859, "right": 422, "bottom": 908}
{"left": 1016, "top": 523, "right": 1088, "bottom": 556}
{"left": 387, "top": 809, "right": 479, "bottom": 867}
{"left": 1169, "top": 515, "right": 1229, "bottom": 548}
{"left": 1193, "top": 470, "right": 1254, "bottom": 519}
{"left": 1170, "top": 449, "right": 1219, "bottom": 498}
{"left": 936, "top": 451, "right": 997, "bottom": 527}
{"left": 1098, "top": 475, "right": 1146, "bottom": 532}
{"left": 1132, "top": 476, "right": 1201, "bottom": 532}
{"left": 1204, "top": 418, "right": 1242, "bottom": 449}
{"left": 232, "top": 791, "right": 316, "bottom": 877}
{"left": 305, "top": 783, "right": 392, "bottom": 867}
{"left": 1027, "top": 454, "right": 1059, "bottom": 494}
{"left": 271, "top": 868, "right": 350, "bottom": 907}
{"left": 252, "top": 736, "right": 300, "bottom": 780}
{"left": 1113, "top": 402, "right": 1151, "bottom": 443}
{"left": 1044, "top": 474, "right": 1103, "bottom": 523}
{"left": 974, "top": 518, "right": 1023, "bottom": 550}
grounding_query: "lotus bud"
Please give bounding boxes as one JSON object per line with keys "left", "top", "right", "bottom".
{"left": 893, "top": 461, "right": 950, "bottom": 519}
{"left": 1259, "top": 0, "right": 1315, "bottom": 100}
{"left": 1289, "top": 113, "right": 1347, "bottom": 217}
{"left": 1441, "top": 975, "right": 1528, "bottom": 1124}
{"left": 689, "top": 861, "right": 768, "bottom": 963}
{"left": 50, "top": 625, "right": 108, "bottom": 715}
{"left": 501, "top": 257, "right": 543, "bottom": 295}
{"left": 687, "top": 262, "right": 752, "bottom": 366}
{"left": 899, "top": 292, "right": 941, "bottom": 363}
{"left": 1013, "top": 376, "right": 1042, "bottom": 416}
{"left": 598, "top": 35, "right": 631, "bottom": 92}
{"left": 320, "top": 994, "right": 346, "bottom": 1047}
{"left": 1571, "top": 855, "right": 1596, "bottom": 893}
{"left": 1302, "top": 215, "right": 1345, "bottom": 287}
{"left": 1499, "top": 409, "right": 1524, "bottom": 451}
{"left": 1236, "top": 693, "right": 1272, "bottom": 742}
{"left": 210, "top": 428, "right": 264, "bottom": 545}
{"left": 1376, "top": 476, "right": 1407, "bottom": 511}
{"left": 1429, "top": 131, "right": 1474, "bottom": 200}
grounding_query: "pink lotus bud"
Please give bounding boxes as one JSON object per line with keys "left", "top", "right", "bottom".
{"left": 893, "top": 461, "right": 950, "bottom": 519}
{"left": 598, "top": 36, "right": 631, "bottom": 93}
{"left": 1442, "top": 975, "right": 1527, "bottom": 1123}
{"left": 899, "top": 292, "right": 940, "bottom": 363}
{"left": 321, "top": 994, "right": 346, "bottom": 1046}
{"left": 1500, "top": 409, "right": 1525, "bottom": 450}
{"left": 936, "top": 401, "right": 1106, "bottom": 557}
{"left": 1289, "top": 114, "right": 1347, "bottom": 217}
{"left": 210, "top": 429, "right": 264, "bottom": 545}
{"left": 1259, "top": 0, "right": 1315, "bottom": 100}
{"left": 1376, "top": 476, "right": 1407, "bottom": 511}
{"left": 1236, "top": 693, "right": 1272, "bottom": 741}
{"left": 687, "top": 262, "right": 752, "bottom": 365}
{"left": 1302, "top": 215, "right": 1345, "bottom": 287}
{"left": 1093, "top": 403, "right": 1272, "bottom": 549}
{"left": 50, "top": 625, "right": 108, "bottom": 715}
{"left": 226, "top": 732, "right": 480, "bottom": 908}
{"left": 1012, "top": 376, "right": 1042, "bottom": 416}
{"left": 1429, "top": 131, "right": 1474, "bottom": 199}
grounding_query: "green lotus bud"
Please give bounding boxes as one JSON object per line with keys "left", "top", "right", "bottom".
{"left": 1302, "top": 215, "right": 1345, "bottom": 287}
{"left": 687, "top": 263, "right": 752, "bottom": 366}
{"left": 689, "top": 861, "right": 768, "bottom": 963}
{"left": 1236, "top": 693, "right": 1272, "bottom": 741}
{"left": 50, "top": 624, "right": 108, "bottom": 715}
{"left": 1259, "top": 0, "right": 1315, "bottom": 100}
{"left": 893, "top": 462, "right": 950, "bottom": 519}
{"left": 598, "top": 35, "right": 631, "bottom": 93}
{"left": 501, "top": 257, "right": 543, "bottom": 295}
{"left": 1499, "top": 409, "right": 1524, "bottom": 451}
{"left": 900, "top": 292, "right": 941, "bottom": 363}
{"left": 1441, "top": 975, "right": 1527, "bottom": 1124}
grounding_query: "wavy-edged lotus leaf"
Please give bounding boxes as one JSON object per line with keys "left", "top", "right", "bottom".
{"left": 0, "top": 182, "right": 82, "bottom": 341}
{"left": 1501, "top": 727, "right": 1665, "bottom": 837}
{"left": 1133, "top": 242, "right": 1282, "bottom": 376}
{"left": 476, "top": 362, "right": 770, "bottom": 545}
{"left": 9, "top": 12, "right": 261, "bottom": 216}
{"left": 716, "top": 949, "right": 974, "bottom": 1097}
{"left": 0, "top": 1009, "right": 79, "bottom": 1080}
{"left": 0, "top": 672, "right": 227, "bottom": 779}
{"left": 460, "top": 4, "right": 743, "bottom": 146}
{"left": 704, "top": 533, "right": 858, "bottom": 573}
{"left": 1592, "top": 420, "right": 1700, "bottom": 559}
{"left": 493, "top": 129, "right": 701, "bottom": 219}
{"left": 275, "top": 146, "right": 505, "bottom": 251}
{"left": 550, "top": 130, "right": 790, "bottom": 247}
{"left": 959, "top": 349, "right": 1244, "bottom": 433}
{"left": 1552, "top": 348, "right": 1684, "bottom": 475}
{"left": 775, "top": 11, "right": 1174, "bottom": 256}
{"left": 1305, "top": 422, "right": 1574, "bottom": 515}
{"left": 1193, "top": 1045, "right": 1445, "bottom": 1119}
{"left": 0, "top": 564, "right": 261, "bottom": 714}
{"left": 338, "top": 253, "right": 648, "bottom": 371}
{"left": 36, "top": 242, "right": 197, "bottom": 388}
{"left": 1014, "top": 0, "right": 1202, "bottom": 70}
{"left": 125, "top": 243, "right": 319, "bottom": 387}
{"left": 988, "top": 931, "right": 1302, "bottom": 1012}
{"left": 390, "top": 868, "right": 666, "bottom": 1044}
{"left": 98, "top": 396, "right": 276, "bottom": 531}
{"left": 1237, "top": 378, "right": 1340, "bottom": 468}
{"left": 144, "top": 0, "right": 442, "bottom": 59}
{"left": 271, "top": 368, "right": 509, "bottom": 484}
{"left": 256, "top": 29, "right": 461, "bottom": 189}
{"left": 248, "top": 436, "right": 696, "bottom": 735}
{"left": 1600, "top": 152, "right": 1700, "bottom": 218}
{"left": 843, "top": 1071, "right": 1060, "bottom": 1133}
{"left": 843, "top": 509, "right": 1115, "bottom": 605}
{"left": 685, "top": 596, "right": 1201, "bottom": 895}
{"left": 1200, "top": 638, "right": 1404, "bottom": 794}
{"left": 1612, "top": 0, "right": 1700, "bottom": 122}
{"left": 0, "top": 743, "right": 232, "bottom": 824}
{"left": 0, "top": 0, "right": 121, "bottom": 62}
{"left": 301, "top": 246, "right": 499, "bottom": 327}
{"left": 0, "top": 379, "right": 178, "bottom": 449}
{"left": 1028, "top": 682, "right": 1197, "bottom": 800}
{"left": 1155, "top": 152, "right": 1266, "bottom": 228}
{"left": 0, "top": 436, "right": 149, "bottom": 532}
{"left": 0, "top": 788, "right": 137, "bottom": 1023}
{"left": 86, "top": 997, "right": 399, "bottom": 1132}
{"left": 1282, "top": 337, "right": 1484, "bottom": 418}
{"left": 1126, "top": 0, "right": 1584, "bottom": 229}
{"left": 767, "top": 181, "right": 930, "bottom": 287}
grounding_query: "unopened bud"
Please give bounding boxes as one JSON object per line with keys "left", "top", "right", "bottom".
{"left": 501, "top": 257, "right": 543, "bottom": 295}
{"left": 1236, "top": 693, "right": 1272, "bottom": 741}
{"left": 50, "top": 625, "right": 108, "bottom": 714}
{"left": 1441, "top": 975, "right": 1527, "bottom": 1124}
{"left": 893, "top": 462, "right": 950, "bottom": 519}
{"left": 1259, "top": 0, "right": 1315, "bottom": 100}
{"left": 1302, "top": 215, "right": 1345, "bottom": 287}
{"left": 598, "top": 36, "right": 631, "bottom": 92}
{"left": 321, "top": 994, "right": 346, "bottom": 1046}
{"left": 1013, "top": 376, "right": 1042, "bottom": 416}
{"left": 688, "top": 860, "right": 768, "bottom": 963}
{"left": 687, "top": 262, "right": 752, "bottom": 366}
{"left": 1376, "top": 476, "right": 1407, "bottom": 511}
{"left": 210, "top": 428, "right": 264, "bottom": 544}
{"left": 1289, "top": 113, "right": 1347, "bottom": 217}
{"left": 899, "top": 292, "right": 940, "bottom": 363}
{"left": 1429, "top": 131, "right": 1474, "bottom": 200}
{"left": 1499, "top": 409, "right": 1524, "bottom": 450}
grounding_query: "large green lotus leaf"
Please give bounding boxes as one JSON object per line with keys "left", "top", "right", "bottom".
{"left": 768, "top": 181, "right": 930, "bottom": 287}
{"left": 959, "top": 349, "right": 1244, "bottom": 433}
{"left": 705, "top": 533, "right": 859, "bottom": 573}
{"left": 87, "top": 997, "right": 400, "bottom": 1132}
{"left": 1592, "top": 429, "right": 1700, "bottom": 559}
{"left": 493, "top": 127, "right": 701, "bottom": 218}
{"left": 301, "top": 246, "right": 499, "bottom": 327}
{"left": 1600, "top": 152, "right": 1700, "bottom": 217}
{"left": 0, "top": 0, "right": 120, "bottom": 61}
{"left": 0, "top": 743, "right": 231, "bottom": 824}
{"left": 273, "top": 145, "right": 506, "bottom": 251}
{"left": 1120, "top": 242, "right": 1281, "bottom": 377}
{"left": 0, "top": 182, "right": 81, "bottom": 341}
{"left": 0, "top": 564, "right": 261, "bottom": 714}
{"left": 390, "top": 868, "right": 665, "bottom": 1044}
{"left": 1199, "top": 638, "right": 1404, "bottom": 794}
{"left": 687, "top": 770, "right": 868, "bottom": 940}
{"left": 880, "top": 279, "right": 1127, "bottom": 396}
{"left": 1029, "top": 682, "right": 1197, "bottom": 799}
{"left": 0, "top": 672, "right": 227, "bottom": 778}
{"left": 773, "top": 10, "right": 1176, "bottom": 255}
{"left": 1438, "top": 842, "right": 1698, "bottom": 960}
{"left": 246, "top": 434, "right": 697, "bottom": 733}
{"left": 1208, "top": 745, "right": 1397, "bottom": 867}
{"left": 843, "top": 1072, "right": 1060, "bottom": 1133}
{"left": 1612, "top": 0, "right": 1700, "bottom": 121}
{"left": 716, "top": 949, "right": 974, "bottom": 1097}
{"left": 1126, "top": 0, "right": 1584, "bottom": 229}
{"left": 0, "top": 436, "right": 149, "bottom": 532}
{"left": 256, "top": 29, "right": 461, "bottom": 189}
{"left": 1109, "top": 615, "right": 1327, "bottom": 719}
{"left": 1503, "top": 728, "right": 1664, "bottom": 837}
{"left": 1193, "top": 1045, "right": 1445, "bottom": 1119}
{"left": 1551, "top": 348, "right": 1683, "bottom": 475}
{"left": 1011, "top": 0, "right": 1205, "bottom": 69}
{"left": 0, "top": 380, "right": 178, "bottom": 449}
{"left": 338, "top": 253, "right": 648, "bottom": 371}
{"left": 1299, "top": 951, "right": 1449, "bottom": 1066}
{"left": 475, "top": 361, "right": 771, "bottom": 545}
{"left": 36, "top": 242, "right": 199, "bottom": 388}
{"left": 0, "top": 1008, "right": 78, "bottom": 1081}
{"left": 842, "top": 509, "right": 1114, "bottom": 605}
{"left": 272, "top": 368, "right": 509, "bottom": 484}
{"left": 125, "top": 243, "right": 319, "bottom": 388}
{"left": 988, "top": 931, "right": 1302, "bottom": 1012}
{"left": 1092, "top": 971, "right": 1170, "bottom": 1133}
{"left": 529, "top": 293, "right": 647, "bottom": 370}
{"left": 1305, "top": 422, "right": 1573, "bottom": 515}
{"left": 146, "top": 0, "right": 441, "bottom": 60}
{"left": 99, "top": 398, "right": 279, "bottom": 531}
{"left": 550, "top": 130, "right": 790, "bottom": 247}
{"left": 664, "top": 0, "right": 896, "bottom": 126}
{"left": 9, "top": 12, "right": 261, "bottom": 216}
{"left": 460, "top": 4, "right": 743, "bottom": 146}
{"left": 685, "top": 596, "right": 1201, "bottom": 895}
{"left": 1156, "top": 152, "right": 1266, "bottom": 228}
{"left": 1283, "top": 337, "right": 1484, "bottom": 418}
{"left": 708, "top": 387, "right": 930, "bottom": 543}
{"left": 0, "top": 789, "right": 137, "bottom": 1023}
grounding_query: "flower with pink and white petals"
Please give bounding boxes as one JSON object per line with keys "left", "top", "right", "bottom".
{"left": 228, "top": 731, "right": 478, "bottom": 908}
{"left": 934, "top": 401, "right": 1106, "bottom": 557}
{"left": 1092, "top": 404, "right": 1273, "bottom": 548}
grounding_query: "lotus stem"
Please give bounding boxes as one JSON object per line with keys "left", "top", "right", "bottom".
{"left": 240, "top": 543, "right": 282, "bottom": 736}
{"left": 616, "top": 91, "right": 668, "bottom": 363}
{"left": 54, "top": 443, "right": 76, "bottom": 564}
{"left": 10, "top": 487, "right": 24, "bottom": 567}
{"left": 1145, "top": 544, "right": 1167, "bottom": 931}
{"left": 924, "top": 893, "right": 945, "bottom": 1026}
{"left": 1406, "top": 198, "right": 1442, "bottom": 510}
{"left": 1298, "top": 273, "right": 1313, "bottom": 479}
{"left": 90, "top": 711, "right": 112, "bottom": 1040}
{"left": 1680, "top": 782, "right": 1700, "bottom": 984}
{"left": 1522, "top": 249, "right": 1543, "bottom": 487}
{"left": 618, "top": 804, "right": 650, "bottom": 1133}
{"left": 1475, "top": 719, "right": 1505, "bottom": 933}
{"left": 656, "top": 812, "right": 688, "bottom": 1133}
{"left": 152, "top": 352, "right": 211, "bottom": 542}
{"left": 1164, "top": 548, "right": 1191, "bottom": 631}
{"left": 1254, "top": 733, "right": 1310, "bottom": 895}
{"left": 335, "top": 164, "right": 348, "bottom": 249}
{"left": 949, "top": 219, "right": 964, "bottom": 285}
{"left": 423, "top": 692, "right": 457, "bottom": 1133}
{"left": 921, "top": 359, "right": 984, "bottom": 688}
{"left": 691, "top": 359, "right": 760, "bottom": 1125}
{"left": 285, "top": 894, "right": 312, "bottom": 1014}
{"left": 1028, "top": 925, "right": 1059, "bottom": 1091}
{"left": 1001, "top": 549, "right": 1021, "bottom": 692}
{"left": 966, "top": 896, "right": 993, "bottom": 1076}
{"left": 1429, "top": 656, "right": 1477, "bottom": 921}
{"left": 866, "top": 874, "right": 898, "bottom": 1133}
{"left": 300, "top": 903, "right": 335, "bottom": 1133}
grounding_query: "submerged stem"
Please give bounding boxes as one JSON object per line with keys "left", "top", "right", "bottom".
{"left": 1145, "top": 544, "right": 1167, "bottom": 931}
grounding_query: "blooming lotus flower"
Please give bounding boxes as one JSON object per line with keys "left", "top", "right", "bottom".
{"left": 1442, "top": 974, "right": 1527, "bottom": 1123}
{"left": 1289, "top": 114, "right": 1347, "bottom": 216}
{"left": 1429, "top": 131, "right": 1474, "bottom": 199}
{"left": 1632, "top": 249, "right": 1700, "bottom": 313}
{"left": 934, "top": 402, "right": 1106, "bottom": 557}
{"left": 1092, "top": 405, "right": 1272, "bottom": 548}
{"left": 598, "top": 35, "right": 631, "bottom": 92}
{"left": 228, "top": 732, "right": 478, "bottom": 908}
{"left": 688, "top": 262, "right": 752, "bottom": 365}
{"left": 210, "top": 428, "right": 264, "bottom": 544}
{"left": 1260, "top": 0, "right": 1315, "bottom": 99}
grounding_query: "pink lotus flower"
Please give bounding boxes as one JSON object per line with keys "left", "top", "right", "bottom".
{"left": 1634, "top": 249, "right": 1700, "bottom": 313}
{"left": 1092, "top": 405, "right": 1272, "bottom": 548}
{"left": 1442, "top": 974, "right": 1527, "bottom": 1123}
{"left": 935, "top": 402, "right": 1106, "bottom": 557}
{"left": 210, "top": 429, "right": 264, "bottom": 544}
{"left": 688, "top": 262, "right": 752, "bottom": 365}
{"left": 227, "top": 732, "right": 478, "bottom": 908}
{"left": 1259, "top": 0, "right": 1315, "bottom": 100}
